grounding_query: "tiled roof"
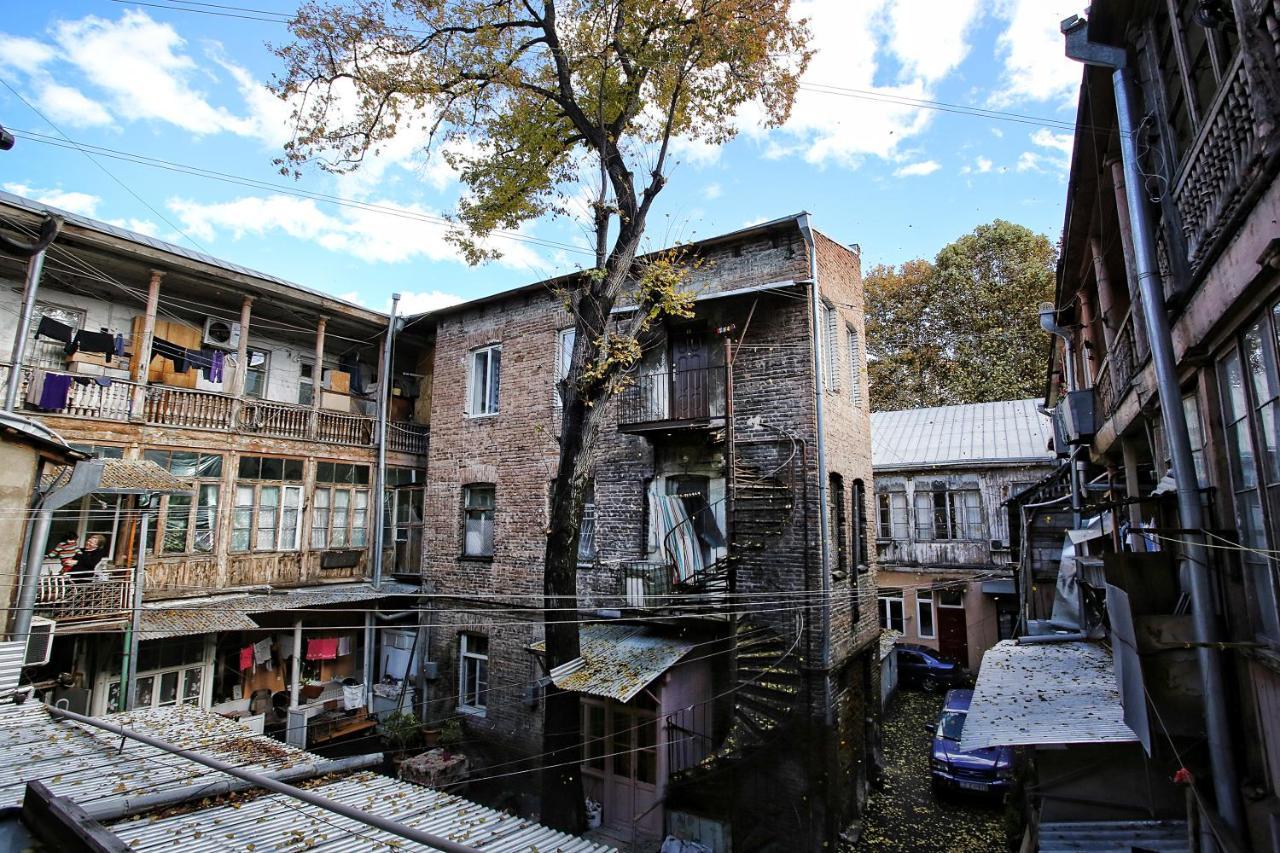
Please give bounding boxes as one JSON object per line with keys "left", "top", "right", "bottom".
{"left": 97, "top": 459, "right": 194, "bottom": 493}
{"left": 533, "top": 624, "right": 695, "bottom": 703}
{"left": 140, "top": 581, "right": 420, "bottom": 638}
{"left": 959, "top": 640, "right": 1139, "bottom": 751}
{"left": 871, "top": 398, "right": 1054, "bottom": 470}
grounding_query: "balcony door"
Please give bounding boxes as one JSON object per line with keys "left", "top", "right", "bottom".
{"left": 670, "top": 331, "right": 709, "bottom": 420}
{"left": 581, "top": 696, "right": 661, "bottom": 836}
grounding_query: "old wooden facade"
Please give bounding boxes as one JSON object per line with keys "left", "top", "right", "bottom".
{"left": 1026, "top": 2, "right": 1280, "bottom": 848}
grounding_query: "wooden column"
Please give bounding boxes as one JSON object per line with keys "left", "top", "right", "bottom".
{"left": 1089, "top": 237, "right": 1120, "bottom": 352}
{"left": 233, "top": 295, "right": 253, "bottom": 398}
{"left": 1108, "top": 158, "right": 1150, "bottom": 358}
{"left": 130, "top": 270, "right": 164, "bottom": 420}
{"left": 1121, "top": 437, "right": 1147, "bottom": 552}
{"left": 1076, "top": 290, "right": 1101, "bottom": 387}
{"left": 310, "top": 316, "right": 326, "bottom": 439}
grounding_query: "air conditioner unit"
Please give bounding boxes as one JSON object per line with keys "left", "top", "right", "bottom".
{"left": 25, "top": 617, "right": 56, "bottom": 667}
{"left": 202, "top": 317, "right": 242, "bottom": 351}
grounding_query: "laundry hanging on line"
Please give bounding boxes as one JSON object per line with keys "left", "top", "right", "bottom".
{"left": 239, "top": 645, "right": 254, "bottom": 672}
{"left": 306, "top": 637, "right": 339, "bottom": 661}
{"left": 150, "top": 337, "right": 188, "bottom": 373}
{"left": 66, "top": 330, "right": 116, "bottom": 362}
{"left": 35, "top": 316, "right": 73, "bottom": 344}
{"left": 26, "top": 370, "right": 73, "bottom": 411}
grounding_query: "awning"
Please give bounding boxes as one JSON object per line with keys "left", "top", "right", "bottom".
{"left": 533, "top": 625, "right": 695, "bottom": 703}
{"left": 139, "top": 581, "right": 420, "bottom": 639}
{"left": 959, "top": 640, "right": 1139, "bottom": 752}
{"left": 980, "top": 579, "right": 1016, "bottom": 596}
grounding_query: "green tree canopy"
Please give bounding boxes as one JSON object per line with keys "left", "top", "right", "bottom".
{"left": 867, "top": 220, "right": 1056, "bottom": 411}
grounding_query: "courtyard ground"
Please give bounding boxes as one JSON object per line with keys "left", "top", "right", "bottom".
{"left": 847, "top": 688, "right": 1008, "bottom": 852}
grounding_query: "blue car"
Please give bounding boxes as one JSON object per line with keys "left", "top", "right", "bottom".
{"left": 930, "top": 689, "right": 1015, "bottom": 798}
{"left": 895, "top": 643, "right": 964, "bottom": 693}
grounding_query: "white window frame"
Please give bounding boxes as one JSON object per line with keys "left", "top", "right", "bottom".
{"left": 462, "top": 484, "right": 495, "bottom": 557}
{"left": 243, "top": 348, "right": 270, "bottom": 399}
{"left": 578, "top": 481, "right": 596, "bottom": 564}
{"left": 468, "top": 344, "right": 502, "bottom": 416}
{"left": 555, "top": 328, "right": 575, "bottom": 406}
{"left": 913, "top": 486, "right": 983, "bottom": 541}
{"left": 233, "top": 483, "right": 302, "bottom": 552}
{"left": 916, "top": 589, "right": 936, "bottom": 639}
{"left": 879, "top": 589, "right": 905, "bottom": 632}
{"left": 298, "top": 361, "right": 315, "bottom": 406}
{"left": 458, "top": 633, "right": 489, "bottom": 714}
{"left": 878, "top": 491, "right": 908, "bottom": 540}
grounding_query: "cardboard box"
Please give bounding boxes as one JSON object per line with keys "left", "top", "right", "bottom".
{"left": 326, "top": 370, "right": 351, "bottom": 394}
{"left": 321, "top": 390, "right": 352, "bottom": 413}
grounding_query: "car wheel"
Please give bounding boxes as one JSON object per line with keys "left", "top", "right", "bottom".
{"left": 921, "top": 675, "right": 938, "bottom": 693}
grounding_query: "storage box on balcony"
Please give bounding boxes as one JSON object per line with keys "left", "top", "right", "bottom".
{"left": 322, "top": 390, "right": 353, "bottom": 412}
{"left": 325, "top": 369, "right": 351, "bottom": 393}
{"left": 66, "top": 350, "right": 133, "bottom": 379}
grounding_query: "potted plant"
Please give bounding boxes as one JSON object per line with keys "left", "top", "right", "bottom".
{"left": 439, "top": 718, "right": 463, "bottom": 758}
{"left": 381, "top": 711, "right": 422, "bottom": 766}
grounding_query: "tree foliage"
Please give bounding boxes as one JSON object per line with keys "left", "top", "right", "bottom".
{"left": 866, "top": 220, "right": 1056, "bottom": 411}
{"left": 274, "top": 0, "right": 810, "bottom": 833}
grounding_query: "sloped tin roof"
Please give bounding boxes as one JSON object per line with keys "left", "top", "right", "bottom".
{"left": 534, "top": 624, "right": 695, "bottom": 703}
{"left": 959, "top": 640, "right": 1138, "bottom": 751}
{"left": 871, "top": 398, "right": 1054, "bottom": 470}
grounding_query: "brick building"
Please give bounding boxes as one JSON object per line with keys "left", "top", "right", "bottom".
{"left": 418, "top": 214, "right": 879, "bottom": 850}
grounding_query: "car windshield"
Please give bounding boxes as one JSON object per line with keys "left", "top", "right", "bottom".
{"left": 937, "top": 710, "right": 966, "bottom": 741}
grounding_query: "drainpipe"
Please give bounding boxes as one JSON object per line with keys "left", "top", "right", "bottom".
{"left": 11, "top": 460, "right": 103, "bottom": 642}
{"left": 4, "top": 214, "right": 63, "bottom": 412}
{"left": 124, "top": 503, "right": 152, "bottom": 712}
{"left": 1062, "top": 15, "right": 1244, "bottom": 834}
{"left": 795, "top": 215, "right": 833, "bottom": 727}
{"left": 372, "top": 293, "right": 400, "bottom": 590}
{"left": 1039, "top": 305, "right": 1085, "bottom": 532}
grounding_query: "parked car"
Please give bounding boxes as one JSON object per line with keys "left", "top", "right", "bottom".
{"left": 929, "top": 688, "right": 1015, "bottom": 798}
{"left": 895, "top": 643, "right": 964, "bottom": 692}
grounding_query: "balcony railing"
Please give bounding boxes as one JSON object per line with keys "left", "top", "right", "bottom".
{"left": 617, "top": 366, "right": 726, "bottom": 429}
{"left": 1095, "top": 312, "right": 1138, "bottom": 419}
{"left": 1172, "top": 51, "right": 1270, "bottom": 278}
{"left": 1, "top": 363, "right": 429, "bottom": 454}
{"left": 36, "top": 565, "right": 133, "bottom": 628}
{"left": 144, "top": 385, "right": 233, "bottom": 430}
{"left": 620, "top": 560, "right": 674, "bottom": 608}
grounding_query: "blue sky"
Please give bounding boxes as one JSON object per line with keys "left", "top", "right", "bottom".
{"left": 0, "top": 1, "right": 1083, "bottom": 315}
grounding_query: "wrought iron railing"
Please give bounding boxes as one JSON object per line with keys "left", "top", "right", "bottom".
{"left": 665, "top": 703, "right": 716, "bottom": 778}
{"left": 620, "top": 560, "right": 673, "bottom": 608}
{"left": 386, "top": 420, "right": 429, "bottom": 455}
{"left": 617, "top": 366, "right": 726, "bottom": 426}
{"left": 1096, "top": 312, "right": 1138, "bottom": 419}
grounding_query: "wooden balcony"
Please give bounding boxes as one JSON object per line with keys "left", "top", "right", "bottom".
{"left": 1094, "top": 312, "right": 1139, "bottom": 420}
{"left": 1171, "top": 50, "right": 1274, "bottom": 279}
{"left": 1, "top": 363, "right": 428, "bottom": 455}
{"left": 35, "top": 565, "right": 133, "bottom": 631}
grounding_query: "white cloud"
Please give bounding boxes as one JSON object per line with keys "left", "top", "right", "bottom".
{"left": 35, "top": 81, "right": 112, "bottom": 127}
{"left": 167, "top": 193, "right": 547, "bottom": 271}
{"left": 51, "top": 10, "right": 256, "bottom": 136}
{"left": 1016, "top": 151, "right": 1043, "bottom": 172}
{"left": 105, "top": 217, "right": 160, "bottom": 236}
{"left": 959, "top": 155, "right": 994, "bottom": 175}
{"left": 397, "top": 290, "right": 465, "bottom": 315}
{"left": 0, "top": 35, "right": 54, "bottom": 73}
{"left": 756, "top": 0, "right": 984, "bottom": 169}
{"left": 894, "top": 160, "right": 941, "bottom": 177}
{"left": 704, "top": 182, "right": 723, "bottom": 200}
{"left": 3, "top": 182, "right": 102, "bottom": 216}
{"left": 1030, "top": 127, "right": 1073, "bottom": 158}
{"left": 991, "top": 0, "right": 1082, "bottom": 106}
{"left": 1016, "top": 128, "right": 1074, "bottom": 173}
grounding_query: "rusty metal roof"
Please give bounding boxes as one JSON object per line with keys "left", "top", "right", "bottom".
{"left": 872, "top": 398, "right": 1055, "bottom": 470}
{"left": 534, "top": 625, "right": 695, "bottom": 703}
{"left": 139, "top": 581, "right": 420, "bottom": 638}
{"left": 959, "top": 640, "right": 1139, "bottom": 751}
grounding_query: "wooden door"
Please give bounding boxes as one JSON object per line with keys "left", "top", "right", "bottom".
{"left": 670, "top": 332, "right": 708, "bottom": 419}
{"left": 582, "top": 698, "right": 661, "bottom": 836}
{"left": 936, "top": 607, "right": 969, "bottom": 666}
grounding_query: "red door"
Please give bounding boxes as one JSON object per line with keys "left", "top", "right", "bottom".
{"left": 670, "top": 332, "right": 708, "bottom": 419}
{"left": 936, "top": 607, "right": 969, "bottom": 666}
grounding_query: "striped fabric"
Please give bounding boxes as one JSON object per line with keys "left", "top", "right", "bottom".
{"left": 653, "top": 494, "right": 704, "bottom": 583}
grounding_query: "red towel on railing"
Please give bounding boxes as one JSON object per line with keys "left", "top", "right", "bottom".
{"left": 239, "top": 645, "right": 254, "bottom": 671}
{"left": 306, "top": 638, "right": 338, "bottom": 660}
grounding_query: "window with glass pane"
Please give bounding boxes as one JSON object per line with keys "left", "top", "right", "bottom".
{"left": 583, "top": 702, "right": 606, "bottom": 770}
{"left": 463, "top": 485, "right": 495, "bottom": 556}
{"left": 233, "top": 486, "right": 253, "bottom": 551}
{"left": 878, "top": 589, "right": 904, "bottom": 632}
{"left": 556, "top": 328, "right": 575, "bottom": 405}
{"left": 256, "top": 486, "right": 279, "bottom": 550}
{"left": 612, "top": 707, "right": 633, "bottom": 778}
{"left": 281, "top": 487, "right": 301, "bottom": 549}
{"left": 458, "top": 634, "right": 488, "bottom": 712}
{"left": 823, "top": 302, "right": 839, "bottom": 390}
{"left": 312, "top": 488, "right": 331, "bottom": 548}
{"left": 847, "top": 325, "right": 862, "bottom": 405}
{"left": 352, "top": 490, "right": 368, "bottom": 546}
{"left": 135, "top": 676, "right": 154, "bottom": 709}
{"left": 299, "top": 362, "right": 314, "bottom": 405}
{"left": 183, "top": 666, "right": 202, "bottom": 702}
{"left": 470, "top": 345, "right": 501, "bottom": 415}
{"left": 244, "top": 349, "right": 269, "bottom": 398}
{"left": 162, "top": 495, "right": 192, "bottom": 553}
{"left": 913, "top": 491, "right": 935, "bottom": 541}
{"left": 576, "top": 483, "right": 596, "bottom": 562}
{"left": 853, "top": 480, "right": 868, "bottom": 567}
{"left": 916, "top": 590, "right": 935, "bottom": 639}
{"left": 948, "top": 489, "right": 983, "bottom": 539}
{"left": 332, "top": 490, "right": 350, "bottom": 547}
{"left": 878, "top": 492, "right": 908, "bottom": 539}
{"left": 636, "top": 712, "right": 657, "bottom": 784}
{"left": 194, "top": 485, "right": 218, "bottom": 552}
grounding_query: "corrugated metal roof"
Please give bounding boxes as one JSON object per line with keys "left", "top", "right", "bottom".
{"left": 0, "top": 641, "right": 24, "bottom": 696}
{"left": 0, "top": 189, "right": 375, "bottom": 316}
{"left": 110, "top": 770, "right": 615, "bottom": 852}
{"left": 532, "top": 625, "right": 695, "bottom": 703}
{"left": 0, "top": 702, "right": 326, "bottom": 809}
{"left": 871, "top": 399, "right": 1054, "bottom": 470}
{"left": 1038, "top": 820, "right": 1190, "bottom": 853}
{"left": 959, "top": 640, "right": 1138, "bottom": 751}
{"left": 140, "top": 581, "right": 420, "bottom": 638}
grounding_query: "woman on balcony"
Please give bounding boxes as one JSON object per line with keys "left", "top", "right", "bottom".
{"left": 62, "top": 534, "right": 108, "bottom": 583}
